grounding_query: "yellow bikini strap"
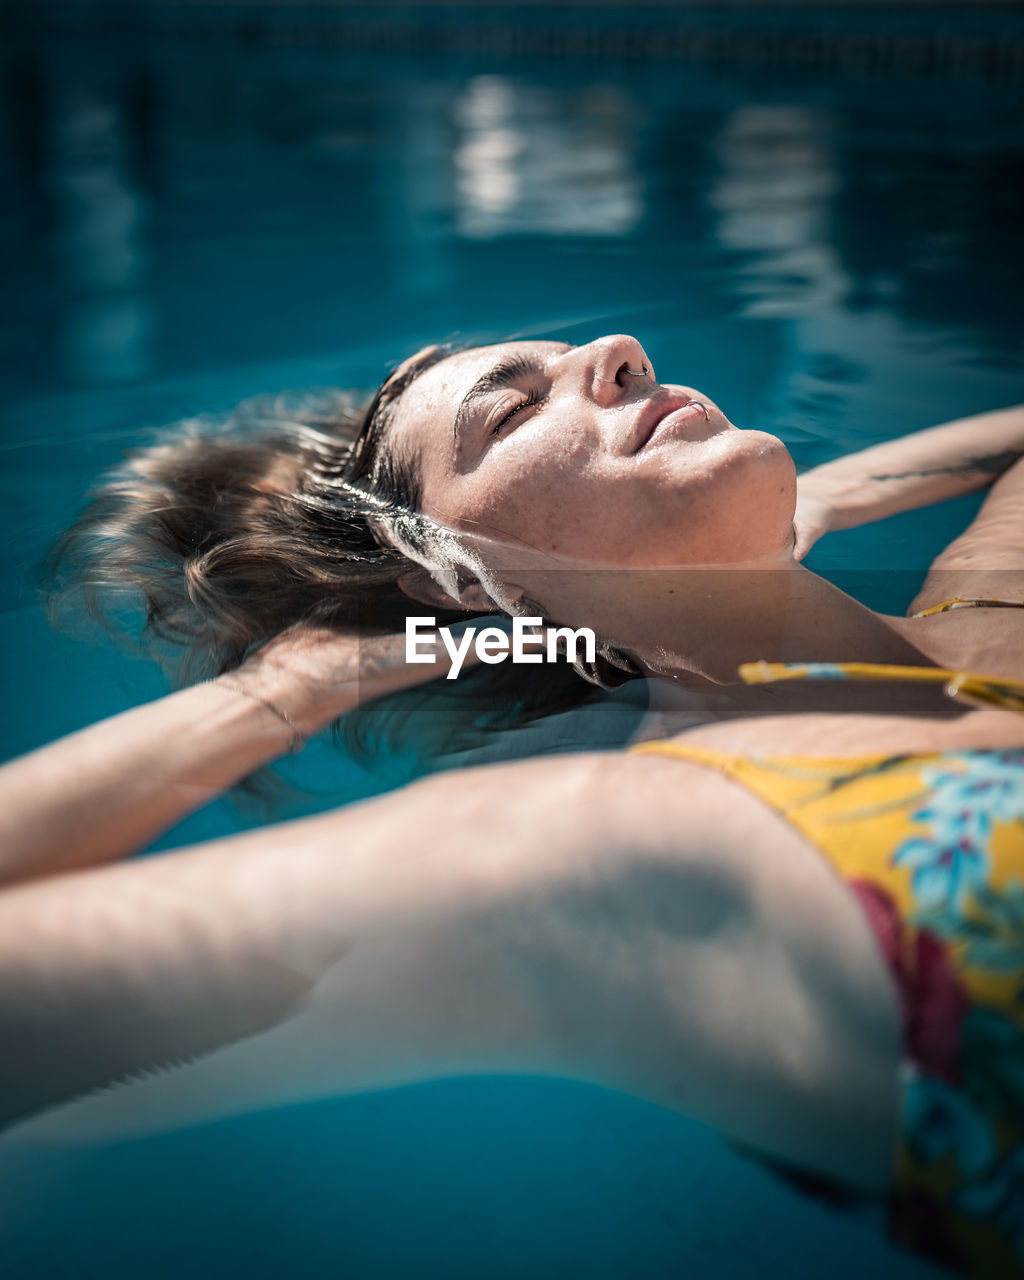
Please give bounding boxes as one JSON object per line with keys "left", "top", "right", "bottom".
{"left": 911, "top": 596, "right": 1024, "bottom": 618}
{"left": 739, "top": 660, "right": 1024, "bottom": 714}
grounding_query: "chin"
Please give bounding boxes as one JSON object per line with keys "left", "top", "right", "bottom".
{"left": 658, "top": 434, "right": 798, "bottom": 565}
{"left": 734, "top": 429, "right": 797, "bottom": 492}
{"left": 740, "top": 426, "right": 793, "bottom": 462}
{"left": 735, "top": 434, "right": 797, "bottom": 546}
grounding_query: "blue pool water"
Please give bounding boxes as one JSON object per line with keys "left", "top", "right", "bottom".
{"left": 1, "top": 11, "right": 1022, "bottom": 1278}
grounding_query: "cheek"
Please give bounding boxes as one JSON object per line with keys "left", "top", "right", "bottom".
{"left": 461, "top": 430, "right": 598, "bottom": 550}
{"left": 475, "top": 463, "right": 595, "bottom": 553}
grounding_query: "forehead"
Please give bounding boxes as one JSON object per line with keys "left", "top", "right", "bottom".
{"left": 387, "top": 338, "right": 568, "bottom": 475}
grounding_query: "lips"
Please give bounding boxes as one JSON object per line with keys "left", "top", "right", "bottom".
{"left": 629, "top": 395, "right": 710, "bottom": 454}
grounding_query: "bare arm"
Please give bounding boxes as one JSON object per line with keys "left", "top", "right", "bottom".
{"left": 0, "top": 679, "right": 303, "bottom": 887}
{"left": 0, "top": 751, "right": 900, "bottom": 1193}
{"left": 793, "top": 403, "right": 1024, "bottom": 559}
{"left": 0, "top": 753, "right": 696, "bottom": 1132}
{"left": 0, "top": 627, "right": 466, "bottom": 887}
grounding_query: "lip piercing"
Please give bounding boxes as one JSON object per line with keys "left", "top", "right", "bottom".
{"left": 686, "top": 397, "right": 711, "bottom": 422}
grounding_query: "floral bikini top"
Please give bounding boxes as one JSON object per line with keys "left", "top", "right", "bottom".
{"left": 630, "top": 602, "right": 1024, "bottom": 1278}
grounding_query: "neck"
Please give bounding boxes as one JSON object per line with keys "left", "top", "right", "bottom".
{"left": 536, "top": 558, "right": 944, "bottom": 712}
{"left": 623, "top": 563, "right": 928, "bottom": 682}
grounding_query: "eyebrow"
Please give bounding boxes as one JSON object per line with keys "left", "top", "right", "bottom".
{"left": 452, "top": 352, "right": 543, "bottom": 446}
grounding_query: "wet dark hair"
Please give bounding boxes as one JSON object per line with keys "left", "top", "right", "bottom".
{"left": 40, "top": 343, "right": 641, "bottom": 791}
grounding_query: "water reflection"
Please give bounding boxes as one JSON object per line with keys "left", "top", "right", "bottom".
{"left": 48, "top": 79, "right": 151, "bottom": 384}
{"left": 452, "top": 76, "right": 642, "bottom": 238}
{"left": 1, "top": 47, "right": 1023, "bottom": 1280}
{"left": 709, "top": 105, "right": 849, "bottom": 317}
{"left": 0, "top": 44, "right": 1020, "bottom": 408}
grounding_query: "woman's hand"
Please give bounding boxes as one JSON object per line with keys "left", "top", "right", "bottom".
{"left": 792, "top": 482, "right": 840, "bottom": 561}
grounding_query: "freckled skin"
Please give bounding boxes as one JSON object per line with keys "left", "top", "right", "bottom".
{"left": 387, "top": 335, "right": 797, "bottom": 573}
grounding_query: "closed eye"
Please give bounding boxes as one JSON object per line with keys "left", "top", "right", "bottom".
{"left": 491, "top": 389, "right": 543, "bottom": 437}
{"left": 454, "top": 344, "right": 573, "bottom": 458}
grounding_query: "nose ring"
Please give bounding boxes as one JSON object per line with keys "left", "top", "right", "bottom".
{"left": 597, "top": 363, "right": 651, "bottom": 383}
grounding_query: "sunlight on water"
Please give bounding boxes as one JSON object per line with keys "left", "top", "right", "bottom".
{"left": 453, "top": 75, "right": 642, "bottom": 237}
{"left": 1, "top": 16, "right": 1021, "bottom": 1280}
{"left": 2, "top": 35, "right": 1022, "bottom": 766}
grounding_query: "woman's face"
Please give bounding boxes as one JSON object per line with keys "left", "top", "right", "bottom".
{"left": 386, "top": 334, "right": 797, "bottom": 576}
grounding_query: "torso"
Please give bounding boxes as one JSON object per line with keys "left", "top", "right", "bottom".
{"left": 600, "top": 748, "right": 909, "bottom": 1191}
{"left": 612, "top": 604, "right": 1024, "bottom": 1190}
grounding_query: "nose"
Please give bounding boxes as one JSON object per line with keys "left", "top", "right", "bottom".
{"left": 573, "top": 334, "right": 655, "bottom": 406}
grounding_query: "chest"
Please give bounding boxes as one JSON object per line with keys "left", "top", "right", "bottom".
{"left": 909, "top": 607, "right": 1024, "bottom": 683}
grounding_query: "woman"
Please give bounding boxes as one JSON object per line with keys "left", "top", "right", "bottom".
{"left": 1, "top": 335, "right": 1022, "bottom": 1277}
